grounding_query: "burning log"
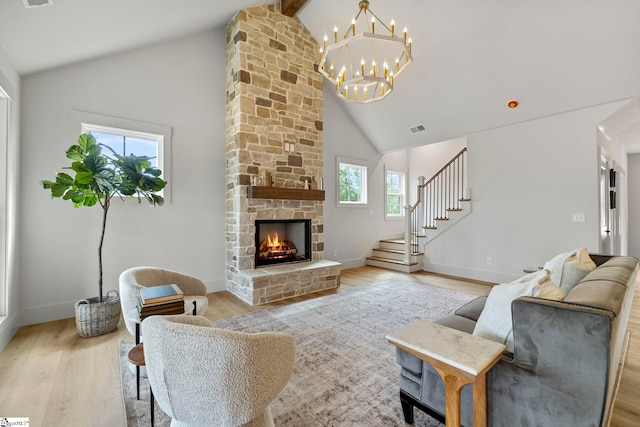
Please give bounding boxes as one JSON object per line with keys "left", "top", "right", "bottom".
{"left": 259, "top": 232, "right": 298, "bottom": 259}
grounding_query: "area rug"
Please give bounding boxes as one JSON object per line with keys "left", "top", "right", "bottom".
{"left": 120, "top": 279, "right": 478, "bottom": 426}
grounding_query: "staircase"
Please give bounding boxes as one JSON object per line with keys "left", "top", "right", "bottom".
{"left": 366, "top": 148, "right": 469, "bottom": 273}
{"left": 366, "top": 238, "right": 423, "bottom": 273}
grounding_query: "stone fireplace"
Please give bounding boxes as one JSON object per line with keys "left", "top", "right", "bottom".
{"left": 225, "top": 3, "right": 341, "bottom": 305}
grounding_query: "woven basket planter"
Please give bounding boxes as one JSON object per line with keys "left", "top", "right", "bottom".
{"left": 74, "top": 290, "right": 121, "bottom": 337}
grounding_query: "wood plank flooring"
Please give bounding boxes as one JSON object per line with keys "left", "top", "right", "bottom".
{"left": 0, "top": 266, "right": 638, "bottom": 426}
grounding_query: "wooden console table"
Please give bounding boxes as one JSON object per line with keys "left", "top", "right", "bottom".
{"left": 386, "top": 320, "right": 505, "bottom": 427}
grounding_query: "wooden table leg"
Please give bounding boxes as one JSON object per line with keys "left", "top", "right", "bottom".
{"left": 435, "top": 367, "right": 470, "bottom": 427}
{"left": 473, "top": 373, "right": 487, "bottom": 427}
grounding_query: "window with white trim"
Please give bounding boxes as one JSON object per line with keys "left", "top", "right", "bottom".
{"left": 337, "top": 159, "right": 368, "bottom": 206}
{"left": 72, "top": 110, "right": 171, "bottom": 201}
{"left": 386, "top": 170, "right": 405, "bottom": 218}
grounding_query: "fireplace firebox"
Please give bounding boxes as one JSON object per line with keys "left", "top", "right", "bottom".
{"left": 255, "top": 219, "right": 312, "bottom": 267}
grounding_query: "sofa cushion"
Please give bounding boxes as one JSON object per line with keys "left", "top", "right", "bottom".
{"left": 454, "top": 295, "right": 487, "bottom": 322}
{"left": 578, "top": 266, "right": 635, "bottom": 288}
{"left": 543, "top": 248, "right": 596, "bottom": 294}
{"left": 472, "top": 269, "right": 555, "bottom": 352}
{"left": 565, "top": 280, "right": 627, "bottom": 317}
{"left": 435, "top": 314, "right": 477, "bottom": 334}
{"left": 597, "top": 256, "right": 638, "bottom": 271}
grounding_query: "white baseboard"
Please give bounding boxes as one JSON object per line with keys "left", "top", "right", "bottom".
{"left": 21, "top": 300, "right": 77, "bottom": 326}
{"left": 204, "top": 277, "right": 227, "bottom": 294}
{"left": 422, "top": 261, "right": 520, "bottom": 284}
{"left": 336, "top": 257, "right": 366, "bottom": 270}
{"left": 0, "top": 312, "right": 20, "bottom": 352}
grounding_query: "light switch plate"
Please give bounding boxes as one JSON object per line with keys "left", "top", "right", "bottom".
{"left": 572, "top": 213, "right": 586, "bottom": 222}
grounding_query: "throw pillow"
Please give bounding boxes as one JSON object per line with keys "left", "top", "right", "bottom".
{"left": 535, "top": 277, "right": 564, "bottom": 301}
{"left": 543, "top": 248, "right": 596, "bottom": 294}
{"left": 473, "top": 269, "right": 554, "bottom": 353}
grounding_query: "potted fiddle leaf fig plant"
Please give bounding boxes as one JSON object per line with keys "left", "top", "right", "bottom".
{"left": 42, "top": 133, "right": 166, "bottom": 337}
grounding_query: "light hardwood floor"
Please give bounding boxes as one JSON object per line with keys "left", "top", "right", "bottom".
{"left": 0, "top": 266, "right": 638, "bottom": 426}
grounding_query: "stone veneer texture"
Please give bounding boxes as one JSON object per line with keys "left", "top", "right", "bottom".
{"left": 225, "top": 3, "right": 335, "bottom": 304}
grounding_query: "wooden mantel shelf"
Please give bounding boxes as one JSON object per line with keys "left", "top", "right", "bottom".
{"left": 247, "top": 186, "right": 325, "bottom": 201}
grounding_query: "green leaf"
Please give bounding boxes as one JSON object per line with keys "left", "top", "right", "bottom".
{"left": 50, "top": 183, "right": 69, "bottom": 198}
{"left": 66, "top": 145, "right": 84, "bottom": 161}
{"left": 83, "top": 194, "right": 98, "bottom": 207}
{"left": 41, "top": 180, "right": 55, "bottom": 189}
{"left": 77, "top": 133, "right": 97, "bottom": 152}
{"left": 56, "top": 172, "right": 74, "bottom": 186}
{"left": 75, "top": 171, "right": 93, "bottom": 185}
{"left": 144, "top": 168, "right": 162, "bottom": 178}
{"left": 151, "top": 194, "right": 164, "bottom": 206}
{"left": 84, "top": 154, "right": 106, "bottom": 173}
{"left": 71, "top": 161, "right": 89, "bottom": 173}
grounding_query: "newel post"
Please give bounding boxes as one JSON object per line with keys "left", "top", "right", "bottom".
{"left": 404, "top": 203, "right": 412, "bottom": 263}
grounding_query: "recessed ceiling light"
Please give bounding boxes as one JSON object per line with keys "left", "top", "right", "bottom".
{"left": 23, "top": 0, "right": 53, "bottom": 9}
{"left": 507, "top": 100, "right": 519, "bottom": 108}
{"left": 409, "top": 124, "right": 427, "bottom": 134}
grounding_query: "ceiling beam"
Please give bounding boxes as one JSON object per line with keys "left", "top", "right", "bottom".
{"left": 281, "top": 0, "right": 308, "bottom": 17}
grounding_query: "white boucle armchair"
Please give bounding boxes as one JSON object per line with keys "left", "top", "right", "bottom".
{"left": 119, "top": 266, "right": 209, "bottom": 337}
{"left": 142, "top": 315, "right": 296, "bottom": 427}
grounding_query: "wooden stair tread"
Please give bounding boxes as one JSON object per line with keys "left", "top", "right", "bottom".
{"left": 379, "top": 239, "right": 405, "bottom": 244}
{"left": 424, "top": 226, "right": 438, "bottom": 230}
{"left": 374, "top": 248, "right": 404, "bottom": 254}
{"left": 446, "top": 208, "right": 463, "bottom": 212}
{"left": 366, "top": 256, "right": 419, "bottom": 266}
{"left": 435, "top": 217, "right": 449, "bottom": 221}
{"left": 459, "top": 198, "right": 471, "bottom": 202}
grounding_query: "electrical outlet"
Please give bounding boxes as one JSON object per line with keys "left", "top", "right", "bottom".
{"left": 572, "top": 213, "right": 586, "bottom": 222}
{"left": 486, "top": 257, "right": 493, "bottom": 265}
{"left": 333, "top": 250, "right": 338, "bottom": 258}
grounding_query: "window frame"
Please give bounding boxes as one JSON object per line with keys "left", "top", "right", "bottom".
{"left": 71, "top": 110, "right": 171, "bottom": 203}
{"left": 336, "top": 157, "right": 368, "bottom": 207}
{"left": 385, "top": 168, "right": 406, "bottom": 219}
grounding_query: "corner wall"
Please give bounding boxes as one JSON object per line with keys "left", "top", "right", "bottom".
{"left": 0, "top": 44, "right": 21, "bottom": 350}
{"left": 19, "top": 30, "right": 228, "bottom": 325}
{"left": 423, "top": 101, "right": 629, "bottom": 283}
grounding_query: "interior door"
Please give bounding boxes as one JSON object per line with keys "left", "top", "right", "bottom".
{"left": 599, "top": 154, "right": 611, "bottom": 254}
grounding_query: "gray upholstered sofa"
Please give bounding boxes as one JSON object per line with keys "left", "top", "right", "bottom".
{"left": 395, "top": 254, "right": 638, "bottom": 427}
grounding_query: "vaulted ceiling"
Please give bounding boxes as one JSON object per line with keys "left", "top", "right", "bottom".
{"left": 1, "top": 0, "right": 639, "bottom": 153}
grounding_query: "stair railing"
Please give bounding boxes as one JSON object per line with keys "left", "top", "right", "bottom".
{"left": 404, "top": 147, "right": 468, "bottom": 259}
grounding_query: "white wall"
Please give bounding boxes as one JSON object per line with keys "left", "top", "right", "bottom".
{"left": 322, "top": 88, "right": 406, "bottom": 268}
{"left": 423, "top": 101, "right": 629, "bottom": 283}
{"left": 0, "top": 44, "right": 21, "bottom": 350}
{"left": 19, "top": 29, "right": 227, "bottom": 325}
{"left": 627, "top": 154, "right": 640, "bottom": 258}
{"left": 408, "top": 137, "right": 467, "bottom": 202}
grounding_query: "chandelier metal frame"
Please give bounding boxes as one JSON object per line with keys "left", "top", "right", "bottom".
{"left": 318, "top": 0, "right": 413, "bottom": 104}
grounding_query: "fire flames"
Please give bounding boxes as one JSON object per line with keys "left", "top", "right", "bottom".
{"left": 267, "top": 232, "right": 281, "bottom": 248}
{"left": 259, "top": 232, "right": 297, "bottom": 260}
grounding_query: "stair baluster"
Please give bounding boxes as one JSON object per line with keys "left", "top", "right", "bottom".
{"left": 406, "top": 147, "right": 468, "bottom": 247}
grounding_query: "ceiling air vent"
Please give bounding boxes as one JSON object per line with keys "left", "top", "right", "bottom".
{"left": 409, "top": 124, "right": 427, "bottom": 134}
{"left": 23, "top": 0, "right": 53, "bottom": 8}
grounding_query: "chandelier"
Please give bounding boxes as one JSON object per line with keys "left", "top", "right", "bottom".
{"left": 318, "top": 0, "right": 413, "bottom": 104}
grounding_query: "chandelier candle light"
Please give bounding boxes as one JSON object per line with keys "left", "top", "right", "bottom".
{"left": 319, "top": 0, "right": 413, "bottom": 104}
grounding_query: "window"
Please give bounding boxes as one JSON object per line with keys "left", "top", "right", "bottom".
{"left": 72, "top": 110, "right": 171, "bottom": 201}
{"left": 386, "top": 170, "right": 405, "bottom": 218}
{"left": 82, "top": 126, "right": 160, "bottom": 169}
{"left": 337, "top": 159, "right": 367, "bottom": 206}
